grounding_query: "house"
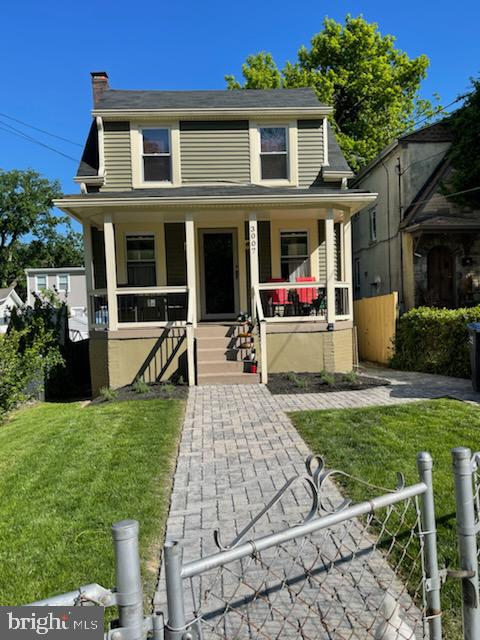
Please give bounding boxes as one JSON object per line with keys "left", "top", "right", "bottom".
{"left": 25, "top": 267, "right": 88, "bottom": 341}
{"left": 352, "top": 121, "right": 480, "bottom": 310}
{"left": 0, "top": 286, "right": 23, "bottom": 334}
{"left": 54, "top": 72, "right": 376, "bottom": 395}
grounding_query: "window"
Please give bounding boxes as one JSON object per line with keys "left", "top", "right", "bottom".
{"left": 280, "top": 231, "right": 310, "bottom": 282}
{"left": 36, "top": 275, "right": 47, "bottom": 290}
{"left": 369, "top": 208, "right": 377, "bottom": 242}
{"left": 57, "top": 274, "right": 69, "bottom": 291}
{"left": 354, "top": 258, "right": 361, "bottom": 289}
{"left": 260, "top": 127, "right": 288, "bottom": 180}
{"left": 141, "top": 129, "right": 171, "bottom": 182}
{"left": 126, "top": 235, "right": 156, "bottom": 286}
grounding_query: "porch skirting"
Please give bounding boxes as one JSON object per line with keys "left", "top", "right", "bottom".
{"left": 89, "top": 332, "right": 188, "bottom": 397}
{"left": 265, "top": 326, "right": 353, "bottom": 374}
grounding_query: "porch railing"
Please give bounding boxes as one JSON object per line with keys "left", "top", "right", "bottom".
{"left": 253, "top": 286, "right": 268, "bottom": 384}
{"left": 117, "top": 287, "right": 188, "bottom": 325}
{"left": 90, "top": 289, "right": 108, "bottom": 327}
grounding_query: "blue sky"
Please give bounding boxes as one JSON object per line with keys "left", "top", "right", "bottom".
{"left": 1, "top": 0, "right": 479, "bottom": 234}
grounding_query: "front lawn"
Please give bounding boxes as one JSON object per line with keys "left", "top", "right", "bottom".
{"left": 291, "top": 399, "right": 480, "bottom": 638}
{"left": 0, "top": 399, "right": 184, "bottom": 607}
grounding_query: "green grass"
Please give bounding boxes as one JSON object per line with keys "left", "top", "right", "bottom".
{"left": 290, "top": 399, "right": 480, "bottom": 638}
{"left": 0, "top": 399, "right": 184, "bottom": 608}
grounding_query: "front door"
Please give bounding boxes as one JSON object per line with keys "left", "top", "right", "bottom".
{"left": 427, "top": 245, "right": 455, "bottom": 307}
{"left": 200, "top": 229, "right": 239, "bottom": 319}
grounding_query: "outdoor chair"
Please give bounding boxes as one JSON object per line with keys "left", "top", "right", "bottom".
{"left": 296, "top": 276, "right": 316, "bottom": 314}
{"left": 267, "top": 278, "right": 292, "bottom": 316}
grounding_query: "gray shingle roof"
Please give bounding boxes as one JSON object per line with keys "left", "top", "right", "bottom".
{"left": 96, "top": 88, "right": 327, "bottom": 111}
{"left": 62, "top": 184, "right": 369, "bottom": 200}
{"left": 76, "top": 120, "right": 99, "bottom": 177}
{"left": 325, "top": 122, "right": 352, "bottom": 173}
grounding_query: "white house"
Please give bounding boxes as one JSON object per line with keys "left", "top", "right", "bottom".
{"left": 0, "top": 286, "right": 23, "bottom": 334}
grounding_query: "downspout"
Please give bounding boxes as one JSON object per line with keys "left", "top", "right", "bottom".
{"left": 380, "top": 158, "right": 393, "bottom": 293}
{"left": 396, "top": 156, "right": 405, "bottom": 310}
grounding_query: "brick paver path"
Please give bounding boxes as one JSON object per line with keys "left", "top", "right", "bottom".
{"left": 155, "top": 367, "right": 477, "bottom": 637}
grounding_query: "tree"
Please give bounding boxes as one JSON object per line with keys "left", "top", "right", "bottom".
{"left": 446, "top": 78, "right": 480, "bottom": 208}
{"left": 226, "top": 16, "right": 436, "bottom": 170}
{"left": 0, "top": 168, "right": 83, "bottom": 290}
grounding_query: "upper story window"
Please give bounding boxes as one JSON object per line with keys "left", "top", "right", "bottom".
{"left": 141, "top": 129, "right": 171, "bottom": 182}
{"left": 369, "top": 208, "right": 377, "bottom": 242}
{"left": 260, "top": 127, "right": 288, "bottom": 180}
{"left": 126, "top": 235, "right": 156, "bottom": 286}
{"left": 36, "top": 275, "right": 47, "bottom": 291}
{"left": 57, "top": 274, "right": 69, "bottom": 292}
{"left": 280, "top": 231, "right": 310, "bottom": 282}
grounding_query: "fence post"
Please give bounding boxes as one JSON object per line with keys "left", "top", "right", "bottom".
{"left": 164, "top": 541, "right": 187, "bottom": 640}
{"left": 452, "top": 447, "right": 480, "bottom": 639}
{"left": 417, "top": 451, "right": 442, "bottom": 640}
{"left": 111, "top": 519, "right": 145, "bottom": 640}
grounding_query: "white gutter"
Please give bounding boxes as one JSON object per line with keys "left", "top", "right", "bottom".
{"left": 91, "top": 107, "right": 333, "bottom": 119}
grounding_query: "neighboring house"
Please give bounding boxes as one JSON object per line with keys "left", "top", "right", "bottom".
{"left": 25, "top": 267, "right": 88, "bottom": 341}
{"left": 352, "top": 121, "right": 480, "bottom": 310}
{"left": 55, "top": 71, "right": 376, "bottom": 394}
{"left": 0, "top": 286, "right": 23, "bottom": 334}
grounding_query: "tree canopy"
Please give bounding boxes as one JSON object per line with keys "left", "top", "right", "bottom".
{"left": 226, "top": 15, "right": 435, "bottom": 171}
{"left": 447, "top": 77, "right": 480, "bottom": 208}
{"left": 0, "top": 168, "right": 83, "bottom": 291}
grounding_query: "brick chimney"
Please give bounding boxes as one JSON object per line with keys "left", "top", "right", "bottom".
{"left": 91, "top": 71, "right": 109, "bottom": 107}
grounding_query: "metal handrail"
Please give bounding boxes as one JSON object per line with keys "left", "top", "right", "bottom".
{"left": 116, "top": 286, "right": 188, "bottom": 296}
{"left": 253, "top": 285, "right": 265, "bottom": 324}
{"left": 186, "top": 287, "right": 194, "bottom": 326}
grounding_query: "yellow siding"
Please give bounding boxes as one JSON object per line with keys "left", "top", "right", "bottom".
{"left": 353, "top": 292, "right": 398, "bottom": 364}
{"left": 180, "top": 129, "right": 250, "bottom": 183}
{"left": 298, "top": 125, "right": 324, "bottom": 186}
{"left": 102, "top": 126, "right": 132, "bottom": 191}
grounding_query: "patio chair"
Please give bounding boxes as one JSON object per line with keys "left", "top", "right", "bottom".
{"left": 296, "top": 276, "right": 316, "bottom": 314}
{"left": 267, "top": 278, "right": 291, "bottom": 316}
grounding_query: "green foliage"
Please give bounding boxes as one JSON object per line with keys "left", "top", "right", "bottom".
{"left": 99, "top": 387, "right": 118, "bottom": 402}
{"left": 446, "top": 77, "right": 480, "bottom": 208}
{"left": 342, "top": 370, "right": 359, "bottom": 383}
{"left": 0, "top": 168, "right": 83, "bottom": 291}
{"left": 161, "top": 382, "right": 176, "bottom": 398}
{"left": 132, "top": 378, "right": 150, "bottom": 394}
{"left": 226, "top": 15, "right": 437, "bottom": 170}
{"left": 0, "top": 326, "right": 63, "bottom": 416}
{"left": 390, "top": 306, "right": 480, "bottom": 377}
{"left": 286, "top": 371, "right": 309, "bottom": 390}
{"left": 319, "top": 370, "right": 335, "bottom": 386}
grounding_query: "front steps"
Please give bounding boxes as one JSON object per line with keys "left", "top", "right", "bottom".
{"left": 195, "top": 322, "right": 260, "bottom": 386}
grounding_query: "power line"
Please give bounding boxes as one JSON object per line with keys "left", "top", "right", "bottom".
{"left": 396, "top": 96, "right": 464, "bottom": 139}
{"left": 402, "top": 184, "right": 480, "bottom": 210}
{"left": 0, "top": 111, "right": 82, "bottom": 147}
{"left": 0, "top": 121, "right": 79, "bottom": 163}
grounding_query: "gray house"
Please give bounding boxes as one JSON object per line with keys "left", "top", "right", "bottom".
{"left": 25, "top": 267, "right": 88, "bottom": 340}
{"left": 351, "top": 121, "right": 480, "bottom": 310}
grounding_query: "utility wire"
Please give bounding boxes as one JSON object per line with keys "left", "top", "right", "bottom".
{"left": 395, "top": 96, "right": 464, "bottom": 138}
{"left": 0, "top": 121, "right": 78, "bottom": 162}
{"left": 402, "top": 184, "right": 480, "bottom": 210}
{"left": 0, "top": 111, "right": 82, "bottom": 147}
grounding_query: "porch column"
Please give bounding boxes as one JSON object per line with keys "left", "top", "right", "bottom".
{"left": 103, "top": 214, "right": 118, "bottom": 331}
{"left": 185, "top": 213, "right": 197, "bottom": 327}
{"left": 325, "top": 209, "right": 336, "bottom": 325}
{"left": 343, "top": 213, "right": 353, "bottom": 319}
{"left": 248, "top": 213, "right": 259, "bottom": 319}
{"left": 83, "top": 223, "right": 94, "bottom": 329}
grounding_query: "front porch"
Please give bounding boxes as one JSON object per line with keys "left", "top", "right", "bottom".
{"left": 80, "top": 204, "right": 358, "bottom": 393}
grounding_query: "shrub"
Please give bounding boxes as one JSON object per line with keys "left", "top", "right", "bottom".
{"left": 0, "top": 326, "right": 63, "bottom": 417}
{"left": 342, "top": 370, "right": 359, "bottom": 383}
{"left": 99, "top": 387, "right": 118, "bottom": 402}
{"left": 319, "top": 370, "right": 335, "bottom": 386}
{"left": 132, "top": 379, "right": 150, "bottom": 394}
{"left": 390, "top": 306, "right": 480, "bottom": 378}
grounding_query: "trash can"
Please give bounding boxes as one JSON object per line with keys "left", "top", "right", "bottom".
{"left": 467, "top": 322, "right": 480, "bottom": 391}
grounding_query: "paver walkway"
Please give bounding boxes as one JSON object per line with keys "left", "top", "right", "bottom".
{"left": 155, "top": 368, "right": 478, "bottom": 637}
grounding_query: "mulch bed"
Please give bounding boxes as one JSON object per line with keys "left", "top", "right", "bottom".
{"left": 267, "top": 372, "right": 390, "bottom": 395}
{"left": 91, "top": 382, "right": 188, "bottom": 404}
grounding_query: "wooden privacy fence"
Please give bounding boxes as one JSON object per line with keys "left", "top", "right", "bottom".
{"left": 353, "top": 292, "right": 398, "bottom": 364}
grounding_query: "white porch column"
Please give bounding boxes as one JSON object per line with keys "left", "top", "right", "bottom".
{"left": 343, "top": 213, "right": 353, "bottom": 319}
{"left": 103, "top": 214, "right": 118, "bottom": 331}
{"left": 248, "top": 213, "right": 259, "bottom": 319}
{"left": 82, "top": 223, "right": 94, "bottom": 329}
{"left": 185, "top": 213, "right": 197, "bottom": 327}
{"left": 325, "top": 208, "right": 336, "bottom": 325}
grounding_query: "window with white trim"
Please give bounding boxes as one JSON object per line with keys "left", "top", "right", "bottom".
{"left": 58, "top": 274, "right": 69, "bottom": 291}
{"left": 141, "top": 129, "right": 171, "bottom": 182}
{"left": 126, "top": 235, "right": 156, "bottom": 286}
{"left": 259, "top": 127, "right": 288, "bottom": 180}
{"left": 36, "top": 274, "right": 47, "bottom": 290}
{"left": 280, "top": 231, "right": 310, "bottom": 282}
